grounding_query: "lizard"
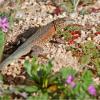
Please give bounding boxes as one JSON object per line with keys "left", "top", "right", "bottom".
{"left": 0, "top": 18, "right": 66, "bottom": 70}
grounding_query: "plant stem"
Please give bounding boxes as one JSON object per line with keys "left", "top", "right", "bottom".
{"left": 74, "top": 0, "right": 80, "bottom": 12}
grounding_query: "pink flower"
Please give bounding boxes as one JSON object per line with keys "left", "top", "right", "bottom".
{"left": 70, "top": 81, "right": 76, "bottom": 88}
{"left": 0, "top": 17, "right": 9, "bottom": 32}
{"left": 66, "top": 75, "right": 74, "bottom": 84}
{"left": 66, "top": 75, "right": 76, "bottom": 88}
{"left": 88, "top": 85, "right": 96, "bottom": 96}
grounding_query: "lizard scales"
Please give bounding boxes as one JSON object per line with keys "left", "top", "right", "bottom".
{"left": 0, "top": 18, "right": 66, "bottom": 70}
{"left": 0, "top": 20, "right": 57, "bottom": 69}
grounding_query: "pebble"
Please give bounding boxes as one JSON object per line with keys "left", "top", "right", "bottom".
{"left": 87, "top": 37, "right": 92, "bottom": 41}
{"left": 70, "top": 12, "right": 78, "bottom": 19}
{"left": 25, "top": 56, "right": 30, "bottom": 60}
{"left": 92, "top": 27, "right": 97, "bottom": 33}
{"left": 93, "top": 77, "right": 100, "bottom": 85}
{"left": 10, "top": 62, "right": 15, "bottom": 66}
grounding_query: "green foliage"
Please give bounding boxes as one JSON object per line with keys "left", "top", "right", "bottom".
{"left": 23, "top": 86, "right": 38, "bottom": 93}
{"left": 93, "top": 58, "right": 100, "bottom": 76}
{"left": 70, "top": 70, "right": 93, "bottom": 99}
{"left": 27, "top": 93, "right": 48, "bottom": 100}
{"left": 0, "top": 13, "right": 13, "bottom": 62}
{"left": 15, "top": 85, "right": 38, "bottom": 93}
{"left": 63, "top": 0, "right": 94, "bottom": 12}
{"left": 61, "top": 0, "right": 80, "bottom": 12}
{"left": 60, "top": 67, "right": 76, "bottom": 79}
{"left": 81, "top": 70, "right": 93, "bottom": 87}
{"left": 24, "top": 57, "right": 54, "bottom": 88}
{"left": 63, "top": 0, "right": 74, "bottom": 12}
{"left": 70, "top": 0, "right": 80, "bottom": 11}
{"left": 0, "top": 95, "right": 11, "bottom": 100}
{"left": 21, "top": 56, "right": 97, "bottom": 99}
{"left": 0, "top": 13, "right": 8, "bottom": 17}
{"left": 0, "top": 31, "right": 5, "bottom": 62}
{"left": 79, "top": 9, "right": 90, "bottom": 15}
{"left": 57, "top": 25, "right": 81, "bottom": 40}
{"left": 0, "top": 73, "right": 3, "bottom": 83}
{"left": 64, "top": 25, "right": 81, "bottom": 31}
{"left": 0, "top": 58, "right": 99, "bottom": 99}
{"left": 80, "top": 55, "right": 91, "bottom": 65}
{"left": 24, "top": 60, "right": 32, "bottom": 77}
{"left": 61, "top": 0, "right": 95, "bottom": 13}
{"left": 81, "top": 41, "right": 98, "bottom": 56}
{"left": 80, "top": 41, "right": 100, "bottom": 75}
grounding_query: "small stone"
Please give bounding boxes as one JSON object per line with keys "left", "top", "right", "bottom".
{"left": 70, "top": 12, "right": 78, "bottom": 19}
{"left": 87, "top": 37, "right": 92, "bottom": 41}
{"left": 10, "top": 62, "right": 15, "bottom": 66}
{"left": 92, "top": 27, "right": 96, "bottom": 33}
{"left": 25, "top": 56, "right": 30, "bottom": 60}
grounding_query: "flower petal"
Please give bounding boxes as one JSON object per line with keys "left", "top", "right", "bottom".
{"left": 66, "top": 75, "right": 74, "bottom": 84}
{"left": 88, "top": 85, "right": 96, "bottom": 96}
{"left": 2, "top": 26, "right": 8, "bottom": 32}
{"left": 2, "top": 17, "right": 8, "bottom": 23}
{"left": 70, "top": 81, "right": 76, "bottom": 88}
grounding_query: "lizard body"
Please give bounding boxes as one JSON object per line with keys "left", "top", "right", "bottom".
{"left": 0, "top": 20, "right": 58, "bottom": 69}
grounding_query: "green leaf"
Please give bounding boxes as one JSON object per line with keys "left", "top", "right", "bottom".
{"left": 49, "top": 73, "right": 60, "bottom": 84}
{"left": 70, "top": 0, "right": 79, "bottom": 6}
{"left": 64, "top": 25, "right": 81, "bottom": 31}
{"left": 80, "top": 55, "right": 91, "bottom": 65}
{"left": 82, "top": 41, "right": 96, "bottom": 55}
{"left": 73, "top": 82, "right": 81, "bottom": 94}
{"left": 31, "top": 57, "right": 37, "bottom": 65}
{"left": 93, "top": 58, "right": 100, "bottom": 75}
{"left": 16, "top": 85, "right": 38, "bottom": 93}
{"left": 31, "top": 57, "right": 39, "bottom": 73}
{"left": 0, "top": 73, "right": 3, "bottom": 83}
{"left": 64, "top": 0, "right": 74, "bottom": 12}
{"left": 9, "top": 15, "right": 14, "bottom": 28}
{"left": 27, "top": 96, "right": 34, "bottom": 100}
{"left": 24, "top": 60, "right": 32, "bottom": 77}
{"left": 70, "top": 0, "right": 80, "bottom": 11}
{"left": 36, "top": 93, "right": 48, "bottom": 100}
{"left": 27, "top": 93, "right": 48, "bottom": 100}
{"left": 0, "top": 31, "right": 5, "bottom": 62}
{"left": 3, "top": 96, "right": 10, "bottom": 100}
{"left": 1, "top": 95, "right": 11, "bottom": 100}
{"left": 24, "top": 86, "right": 38, "bottom": 93}
{"left": 81, "top": 70, "right": 93, "bottom": 88}
{"left": 60, "top": 67, "right": 76, "bottom": 79}
{"left": 45, "top": 60, "right": 53, "bottom": 75}
{"left": 82, "top": 70, "right": 92, "bottom": 80}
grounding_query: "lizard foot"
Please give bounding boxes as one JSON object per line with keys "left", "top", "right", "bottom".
{"left": 31, "top": 45, "right": 44, "bottom": 57}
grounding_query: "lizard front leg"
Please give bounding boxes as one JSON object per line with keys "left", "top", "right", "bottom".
{"left": 31, "top": 45, "right": 44, "bottom": 57}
